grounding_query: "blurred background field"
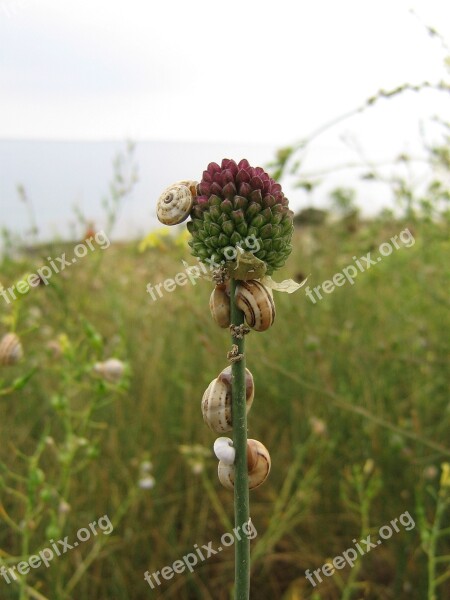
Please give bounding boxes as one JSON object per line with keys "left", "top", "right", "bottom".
{"left": 1, "top": 1, "right": 450, "bottom": 599}
{"left": 0, "top": 202, "right": 449, "bottom": 599}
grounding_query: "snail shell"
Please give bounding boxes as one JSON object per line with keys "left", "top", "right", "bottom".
{"left": 202, "top": 366, "right": 254, "bottom": 432}
{"left": 218, "top": 439, "right": 271, "bottom": 490}
{"left": 156, "top": 180, "right": 198, "bottom": 225}
{"left": 235, "top": 280, "right": 275, "bottom": 332}
{"left": 209, "top": 285, "right": 231, "bottom": 328}
{"left": 93, "top": 358, "right": 125, "bottom": 383}
{"left": 0, "top": 333, "right": 23, "bottom": 366}
{"left": 213, "top": 437, "right": 235, "bottom": 465}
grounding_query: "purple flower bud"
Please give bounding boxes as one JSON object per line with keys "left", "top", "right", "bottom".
{"left": 198, "top": 182, "right": 211, "bottom": 196}
{"left": 236, "top": 169, "right": 251, "bottom": 184}
{"left": 210, "top": 182, "right": 223, "bottom": 196}
{"left": 222, "top": 181, "right": 237, "bottom": 199}
{"left": 250, "top": 176, "right": 264, "bottom": 190}
{"left": 239, "top": 182, "right": 252, "bottom": 197}
{"left": 207, "top": 162, "right": 221, "bottom": 176}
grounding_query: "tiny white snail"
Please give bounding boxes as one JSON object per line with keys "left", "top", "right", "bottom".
{"left": 235, "top": 280, "right": 275, "bottom": 332}
{"left": 218, "top": 439, "right": 271, "bottom": 491}
{"left": 156, "top": 180, "right": 198, "bottom": 225}
{"left": 213, "top": 437, "right": 235, "bottom": 465}
{"left": 93, "top": 358, "right": 125, "bottom": 383}
{"left": 209, "top": 285, "right": 231, "bottom": 328}
{"left": 202, "top": 365, "right": 254, "bottom": 432}
{"left": 0, "top": 332, "right": 23, "bottom": 366}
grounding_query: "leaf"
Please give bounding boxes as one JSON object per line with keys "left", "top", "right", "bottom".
{"left": 261, "top": 274, "right": 309, "bottom": 293}
{"left": 228, "top": 249, "right": 267, "bottom": 281}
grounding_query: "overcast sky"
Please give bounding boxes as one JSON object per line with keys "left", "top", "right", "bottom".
{"left": 1, "top": 0, "right": 449, "bottom": 146}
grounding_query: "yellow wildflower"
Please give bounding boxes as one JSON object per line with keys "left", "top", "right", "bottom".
{"left": 138, "top": 228, "right": 170, "bottom": 252}
{"left": 440, "top": 463, "right": 450, "bottom": 489}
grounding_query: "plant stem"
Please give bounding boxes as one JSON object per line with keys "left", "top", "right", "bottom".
{"left": 230, "top": 278, "right": 250, "bottom": 600}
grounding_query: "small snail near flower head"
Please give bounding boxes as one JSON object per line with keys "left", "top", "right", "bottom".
{"left": 0, "top": 333, "right": 23, "bottom": 366}
{"left": 156, "top": 180, "right": 198, "bottom": 225}
{"left": 217, "top": 439, "right": 271, "bottom": 491}
{"left": 202, "top": 365, "right": 254, "bottom": 432}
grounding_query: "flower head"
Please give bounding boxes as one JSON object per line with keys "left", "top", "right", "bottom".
{"left": 187, "top": 159, "right": 293, "bottom": 275}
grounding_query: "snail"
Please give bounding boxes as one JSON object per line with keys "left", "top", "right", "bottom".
{"left": 218, "top": 439, "right": 271, "bottom": 490}
{"left": 156, "top": 180, "right": 198, "bottom": 225}
{"left": 0, "top": 332, "right": 23, "bottom": 366}
{"left": 213, "top": 437, "right": 235, "bottom": 465}
{"left": 93, "top": 358, "right": 125, "bottom": 383}
{"left": 209, "top": 285, "right": 231, "bottom": 328}
{"left": 235, "top": 280, "right": 275, "bottom": 332}
{"left": 202, "top": 365, "right": 254, "bottom": 432}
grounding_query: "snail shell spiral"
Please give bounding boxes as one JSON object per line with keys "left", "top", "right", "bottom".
{"left": 235, "top": 280, "right": 275, "bottom": 332}
{"left": 218, "top": 439, "right": 271, "bottom": 490}
{"left": 156, "top": 180, "right": 198, "bottom": 225}
{"left": 201, "top": 365, "right": 254, "bottom": 432}
{"left": 0, "top": 333, "right": 23, "bottom": 366}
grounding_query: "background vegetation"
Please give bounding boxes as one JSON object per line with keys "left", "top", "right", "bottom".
{"left": 1, "top": 31, "right": 449, "bottom": 598}
{"left": 0, "top": 196, "right": 449, "bottom": 599}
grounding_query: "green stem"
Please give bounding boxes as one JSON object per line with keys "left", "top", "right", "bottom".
{"left": 230, "top": 278, "right": 250, "bottom": 600}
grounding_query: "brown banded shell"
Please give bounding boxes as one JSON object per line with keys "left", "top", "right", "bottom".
{"left": 201, "top": 366, "right": 254, "bottom": 432}
{"left": 218, "top": 439, "right": 271, "bottom": 490}
{"left": 0, "top": 333, "right": 23, "bottom": 366}
{"left": 156, "top": 180, "right": 198, "bottom": 225}
{"left": 235, "top": 280, "right": 275, "bottom": 332}
{"left": 209, "top": 285, "right": 231, "bottom": 328}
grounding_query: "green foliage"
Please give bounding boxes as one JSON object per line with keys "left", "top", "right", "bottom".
{"left": 0, "top": 215, "right": 448, "bottom": 599}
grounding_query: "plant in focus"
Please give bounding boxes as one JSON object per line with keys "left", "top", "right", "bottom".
{"left": 156, "top": 158, "right": 303, "bottom": 599}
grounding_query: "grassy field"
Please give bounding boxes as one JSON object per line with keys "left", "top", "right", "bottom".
{"left": 0, "top": 216, "right": 449, "bottom": 600}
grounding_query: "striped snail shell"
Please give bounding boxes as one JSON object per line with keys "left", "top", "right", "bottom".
{"left": 202, "top": 365, "right": 254, "bottom": 432}
{"left": 156, "top": 180, "right": 198, "bottom": 225}
{"left": 209, "top": 285, "right": 230, "bottom": 328}
{"left": 218, "top": 439, "right": 271, "bottom": 490}
{"left": 0, "top": 332, "right": 23, "bottom": 366}
{"left": 235, "top": 280, "right": 275, "bottom": 332}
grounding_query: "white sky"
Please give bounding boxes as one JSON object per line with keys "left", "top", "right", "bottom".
{"left": 0, "top": 0, "right": 449, "bottom": 145}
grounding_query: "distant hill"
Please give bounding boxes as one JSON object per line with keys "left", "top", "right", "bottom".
{"left": 0, "top": 139, "right": 277, "bottom": 242}
{"left": 0, "top": 138, "right": 393, "bottom": 245}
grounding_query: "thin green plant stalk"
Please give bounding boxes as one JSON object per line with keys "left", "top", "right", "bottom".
{"left": 230, "top": 277, "right": 250, "bottom": 600}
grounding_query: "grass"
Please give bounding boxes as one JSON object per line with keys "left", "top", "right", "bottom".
{"left": 0, "top": 216, "right": 449, "bottom": 599}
